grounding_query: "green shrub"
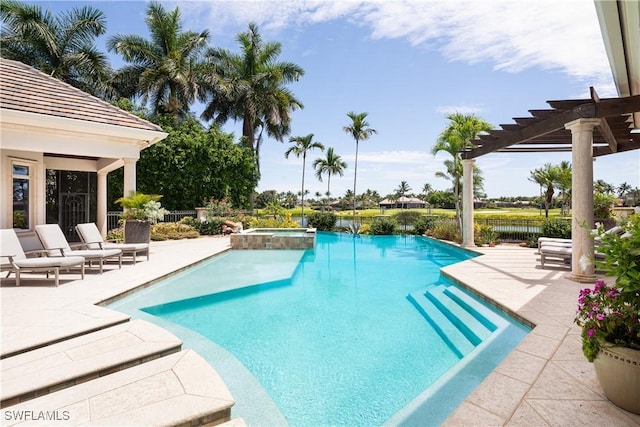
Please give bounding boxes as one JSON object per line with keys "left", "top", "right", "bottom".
{"left": 249, "top": 216, "right": 299, "bottom": 228}
{"left": 413, "top": 216, "right": 438, "bottom": 235}
{"left": 475, "top": 223, "right": 499, "bottom": 246}
{"left": 392, "top": 210, "right": 421, "bottom": 226}
{"left": 541, "top": 218, "right": 571, "bottom": 238}
{"left": 370, "top": 217, "right": 397, "bottom": 235}
{"left": 307, "top": 212, "right": 337, "bottom": 231}
{"left": 358, "top": 224, "right": 371, "bottom": 235}
{"left": 431, "top": 219, "right": 461, "bottom": 242}
{"left": 151, "top": 222, "right": 199, "bottom": 240}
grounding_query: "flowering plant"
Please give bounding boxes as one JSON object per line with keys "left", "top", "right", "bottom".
{"left": 575, "top": 214, "right": 640, "bottom": 362}
{"left": 575, "top": 280, "right": 640, "bottom": 362}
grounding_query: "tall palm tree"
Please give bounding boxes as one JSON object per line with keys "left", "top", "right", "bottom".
{"left": 436, "top": 159, "right": 484, "bottom": 196}
{"left": 285, "top": 133, "right": 325, "bottom": 225}
{"left": 343, "top": 111, "right": 377, "bottom": 218}
{"left": 556, "top": 161, "right": 572, "bottom": 215}
{"left": 431, "top": 112, "right": 492, "bottom": 230}
{"left": 421, "top": 183, "right": 433, "bottom": 201}
{"left": 107, "top": 1, "right": 209, "bottom": 117}
{"left": 0, "top": 0, "right": 112, "bottom": 98}
{"left": 395, "top": 181, "right": 411, "bottom": 208}
{"left": 313, "top": 147, "right": 347, "bottom": 200}
{"left": 201, "top": 23, "right": 304, "bottom": 208}
{"left": 529, "top": 162, "right": 560, "bottom": 218}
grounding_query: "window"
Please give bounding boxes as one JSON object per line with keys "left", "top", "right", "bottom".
{"left": 12, "top": 162, "right": 31, "bottom": 229}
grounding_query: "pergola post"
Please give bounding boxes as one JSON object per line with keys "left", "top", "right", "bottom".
{"left": 565, "top": 118, "right": 600, "bottom": 283}
{"left": 462, "top": 158, "right": 476, "bottom": 247}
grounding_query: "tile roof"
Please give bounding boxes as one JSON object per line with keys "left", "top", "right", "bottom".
{"left": 0, "top": 58, "right": 163, "bottom": 132}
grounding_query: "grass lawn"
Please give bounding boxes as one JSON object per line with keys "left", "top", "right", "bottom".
{"left": 278, "top": 207, "right": 566, "bottom": 219}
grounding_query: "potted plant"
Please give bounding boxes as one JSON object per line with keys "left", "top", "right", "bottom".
{"left": 574, "top": 214, "right": 640, "bottom": 414}
{"left": 115, "top": 192, "right": 168, "bottom": 243}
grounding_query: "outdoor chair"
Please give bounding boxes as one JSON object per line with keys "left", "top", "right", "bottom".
{"left": 76, "top": 223, "right": 149, "bottom": 264}
{"left": 35, "top": 224, "right": 122, "bottom": 274}
{"left": 1, "top": 229, "right": 85, "bottom": 286}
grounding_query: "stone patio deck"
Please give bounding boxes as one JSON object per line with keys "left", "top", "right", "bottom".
{"left": 1, "top": 236, "right": 639, "bottom": 426}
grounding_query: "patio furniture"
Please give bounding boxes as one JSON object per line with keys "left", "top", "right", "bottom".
{"left": 1, "top": 229, "right": 85, "bottom": 286}
{"left": 35, "top": 224, "right": 122, "bottom": 274}
{"left": 76, "top": 223, "right": 149, "bottom": 264}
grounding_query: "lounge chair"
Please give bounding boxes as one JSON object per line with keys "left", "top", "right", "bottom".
{"left": 1, "top": 229, "right": 85, "bottom": 286}
{"left": 35, "top": 224, "right": 122, "bottom": 274}
{"left": 76, "top": 223, "right": 149, "bottom": 264}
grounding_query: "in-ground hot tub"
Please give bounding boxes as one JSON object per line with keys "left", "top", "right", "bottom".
{"left": 230, "top": 228, "right": 316, "bottom": 250}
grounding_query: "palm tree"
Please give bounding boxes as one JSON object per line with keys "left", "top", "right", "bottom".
{"left": 285, "top": 133, "right": 325, "bottom": 225}
{"left": 421, "top": 183, "right": 433, "bottom": 202}
{"left": 343, "top": 111, "right": 377, "bottom": 218}
{"left": 395, "top": 181, "right": 411, "bottom": 208}
{"left": 201, "top": 23, "right": 304, "bottom": 208}
{"left": 436, "top": 159, "right": 484, "bottom": 196}
{"left": 556, "top": 161, "right": 572, "bottom": 215}
{"left": 107, "top": 1, "right": 209, "bottom": 117}
{"left": 594, "top": 179, "right": 616, "bottom": 195}
{"left": 431, "top": 112, "right": 492, "bottom": 230}
{"left": 529, "top": 163, "right": 561, "bottom": 218}
{"left": 313, "top": 147, "right": 347, "bottom": 201}
{"left": 618, "top": 182, "right": 632, "bottom": 199}
{"left": 0, "top": 0, "right": 112, "bottom": 98}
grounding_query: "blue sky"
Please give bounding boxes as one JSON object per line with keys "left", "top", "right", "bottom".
{"left": 31, "top": 0, "right": 639, "bottom": 198}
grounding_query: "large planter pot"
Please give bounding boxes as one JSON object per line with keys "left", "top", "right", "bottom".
{"left": 593, "top": 345, "right": 640, "bottom": 414}
{"left": 124, "top": 220, "right": 151, "bottom": 244}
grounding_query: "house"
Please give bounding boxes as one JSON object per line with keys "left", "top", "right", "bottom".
{"left": 0, "top": 58, "right": 168, "bottom": 239}
{"left": 379, "top": 196, "right": 426, "bottom": 209}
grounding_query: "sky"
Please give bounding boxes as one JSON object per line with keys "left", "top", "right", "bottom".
{"left": 28, "top": 0, "right": 640, "bottom": 199}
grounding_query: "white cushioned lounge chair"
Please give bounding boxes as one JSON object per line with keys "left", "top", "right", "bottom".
{"left": 1, "top": 229, "right": 85, "bottom": 286}
{"left": 35, "top": 224, "right": 122, "bottom": 274}
{"left": 76, "top": 223, "right": 149, "bottom": 264}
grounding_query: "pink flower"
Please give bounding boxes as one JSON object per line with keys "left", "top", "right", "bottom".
{"left": 587, "top": 328, "right": 595, "bottom": 338}
{"left": 596, "top": 313, "right": 605, "bottom": 320}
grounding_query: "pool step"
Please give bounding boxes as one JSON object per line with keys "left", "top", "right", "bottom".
{"left": 408, "top": 287, "right": 474, "bottom": 358}
{"left": 408, "top": 284, "right": 506, "bottom": 358}
{"left": 0, "top": 319, "right": 182, "bottom": 408}
{"left": 0, "top": 350, "right": 236, "bottom": 426}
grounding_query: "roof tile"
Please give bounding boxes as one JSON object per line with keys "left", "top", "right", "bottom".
{"left": 0, "top": 58, "right": 163, "bottom": 132}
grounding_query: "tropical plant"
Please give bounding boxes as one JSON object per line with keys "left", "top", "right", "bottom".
{"left": 285, "top": 133, "right": 325, "bottom": 226}
{"left": 313, "top": 147, "right": 347, "bottom": 199}
{"left": 343, "top": 111, "right": 377, "bottom": 219}
{"left": 306, "top": 212, "right": 337, "bottom": 231}
{"left": 541, "top": 218, "right": 571, "bottom": 239}
{"left": 115, "top": 191, "right": 167, "bottom": 222}
{"left": 201, "top": 23, "right": 304, "bottom": 208}
{"left": 594, "top": 192, "right": 617, "bottom": 220}
{"left": 594, "top": 179, "right": 616, "bottom": 195}
{"left": 529, "top": 163, "right": 562, "bottom": 218}
{"left": 556, "top": 161, "right": 572, "bottom": 215}
{"left": 370, "top": 216, "right": 397, "bottom": 235}
{"left": 432, "top": 112, "right": 492, "bottom": 231}
{"left": 575, "top": 214, "right": 640, "bottom": 362}
{"left": 0, "top": 0, "right": 113, "bottom": 98}
{"left": 107, "top": 1, "right": 210, "bottom": 117}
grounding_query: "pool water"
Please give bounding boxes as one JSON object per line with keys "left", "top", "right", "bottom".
{"left": 114, "top": 233, "right": 529, "bottom": 426}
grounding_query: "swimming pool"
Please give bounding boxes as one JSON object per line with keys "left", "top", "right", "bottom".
{"left": 110, "top": 233, "right": 529, "bottom": 426}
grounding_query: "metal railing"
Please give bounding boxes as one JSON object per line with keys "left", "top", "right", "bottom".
{"left": 107, "top": 210, "right": 196, "bottom": 231}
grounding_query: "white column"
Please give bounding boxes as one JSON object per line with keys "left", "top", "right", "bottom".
{"left": 565, "top": 118, "right": 599, "bottom": 283}
{"left": 97, "top": 171, "right": 107, "bottom": 237}
{"left": 462, "top": 158, "right": 476, "bottom": 247}
{"left": 123, "top": 158, "right": 137, "bottom": 198}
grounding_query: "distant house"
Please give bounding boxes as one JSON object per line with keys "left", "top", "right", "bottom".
{"left": 379, "top": 197, "right": 426, "bottom": 209}
{"left": 0, "top": 58, "right": 168, "bottom": 239}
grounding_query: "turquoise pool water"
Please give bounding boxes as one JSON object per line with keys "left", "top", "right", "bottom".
{"left": 111, "top": 233, "right": 529, "bottom": 426}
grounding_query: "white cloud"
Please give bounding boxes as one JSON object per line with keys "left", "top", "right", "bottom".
{"left": 178, "top": 0, "right": 612, "bottom": 90}
{"left": 436, "top": 104, "right": 485, "bottom": 115}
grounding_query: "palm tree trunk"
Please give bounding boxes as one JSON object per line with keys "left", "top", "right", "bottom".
{"left": 301, "top": 155, "right": 306, "bottom": 226}
{"left": 353, "top": 139, "right": 359, "bottom": 221}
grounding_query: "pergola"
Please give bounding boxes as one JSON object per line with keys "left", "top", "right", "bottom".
{"left": 459, "top": 0, "right": 639, "bottom": 283}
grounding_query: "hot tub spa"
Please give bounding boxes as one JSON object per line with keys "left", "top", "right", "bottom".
{"left": 230, "top": 228, "right": 316, "bottom": 250}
